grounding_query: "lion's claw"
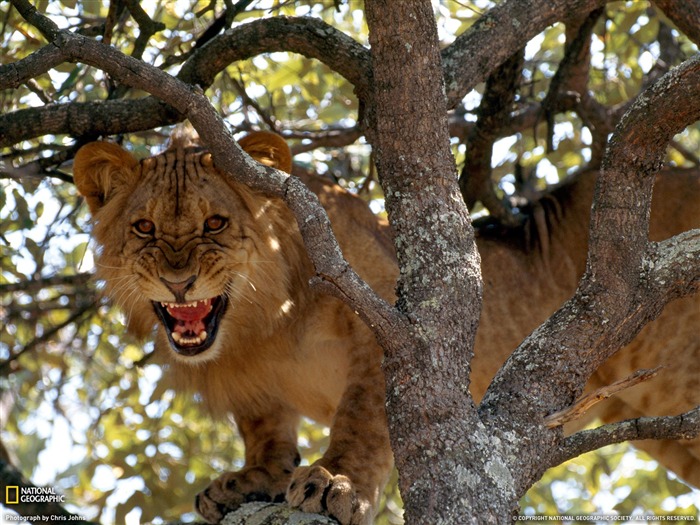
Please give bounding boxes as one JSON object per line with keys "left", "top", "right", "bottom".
{"left": 287, "top": 466, "right": 371, "bottom": 525}
{"left": 196, "top": 467, "right": 288, "bottom": 523}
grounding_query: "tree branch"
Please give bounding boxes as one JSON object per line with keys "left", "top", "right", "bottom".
{"left": 0, "top": 41, "right": 65, "bottom": 91}
{"left": 544, "top": 367, "right": 661, "bottom": 428}
{"left": 442, "top": 0, "right": 605, "bottom": 108}
{"left": 365, "top": 1, "right": 489, "bottom": 522}
{"left": 459, "top": 49, "right": 524, "bottom": 222}
{"left": 123, "top": 0, "right": 166, "bottom": 60}
{"left": 0, "top": 97, "right": 180, "bottom": 148}
{"left": 8, "top": 0, "right": 60, "bottom": 40}
{"left": 541, "top": 8, "right": 602, "bottom": 154}
{"left": 653, "top": 0, "right": 700, "bottom": 47}
{"left": 588, "top": 53, "right": 700, "bottom": 296}
{"left": 479, "top": 52, "right": 700, "bottom": 496}
{"left": 221, "top": 502, "right": 336, "bottom": 525}
{"left": 551, "top": 405, "right": 700, "bottom": 467}
{"left": 161, "top": 0, "right": 257, "bottom": 69}
{"left": 0, "top": 273, "right": 93, "bottom": 294}
{"left": 644, "top": 228, "right": 700, "bottom": 303}
{"left": 0, "top": 15, "right": 369, "bottom": 147}
{"left": 287, "top": 126, "right": 363, "bottom": 155}
{"left": 179, "top": 16, "right": 371, "bottom": 101}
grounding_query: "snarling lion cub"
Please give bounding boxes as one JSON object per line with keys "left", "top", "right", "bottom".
{"left": 74, "top": 130, "right": 700, "bottom": 524}
{"left": 74, "top": 131, "right": 397, "bottom": 524}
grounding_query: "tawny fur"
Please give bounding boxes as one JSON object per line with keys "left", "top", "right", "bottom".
{"left": 74, "top": 132, "right": 699, "bottom": 525}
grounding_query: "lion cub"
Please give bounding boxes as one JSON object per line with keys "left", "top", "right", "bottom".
{"left": 74, "top": 131, "right": 397, "bottom": 524}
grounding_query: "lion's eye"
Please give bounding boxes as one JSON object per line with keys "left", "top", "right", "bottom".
{"left": 133, "top": 219, "right": 155, "bottom": 237}
{"left": 204, "top": 215, "right": 228, "bottom": 233}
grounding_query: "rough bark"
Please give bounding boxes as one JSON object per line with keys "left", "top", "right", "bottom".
{"left": 364, "top": 2, "right": 502, "bottom": 523}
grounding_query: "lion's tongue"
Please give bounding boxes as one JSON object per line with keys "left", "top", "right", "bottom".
{"left": 166, "top": 300, "right": 211, "bottom": 335}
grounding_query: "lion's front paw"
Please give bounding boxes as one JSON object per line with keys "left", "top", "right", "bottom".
{"left": 286, "top": 465, "right": 372, "bottom": 525}
{"left": 195, "top": 466, "right": 288, "bottom": 523}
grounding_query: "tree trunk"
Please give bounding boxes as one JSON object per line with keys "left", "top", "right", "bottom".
{"left": 364, "top": 2, "right": 512, "bottom": 523}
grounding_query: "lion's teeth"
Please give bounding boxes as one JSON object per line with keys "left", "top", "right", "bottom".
{"left": 162, "top": 299, "right": 213, "bottom": 310}
{"left": 170, "top": 330, "right": 208, "bottom": 346}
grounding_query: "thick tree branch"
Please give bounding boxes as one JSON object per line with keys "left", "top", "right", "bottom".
{"left": 653, "top": 0, "right": 700, "bottom": 47}
{"left": 0, "top": 98, "right": 180, "bottom": 147}
{"left": 0, "top": 41, "right": 64, "bottom": 91}
{"left": 479, "top": 52, "right": 700, "bottom": 498}
{"left": 179, "top": 16, "right": 371, "bottom": 101}
{"left": 221, "top": 502, "right": 335, "bottom": 525}
{"left": 644, "top": 229, "right": 700, "bottom": 302}
{"left": 550, "top": 405, "right": 700, "bottom": 467}
{"left": 8, "top": 0, "right": 60, "bottom": 39}
{"left": 442, "top": 0, "right": 605, "bottom": 108}
{"left": 587, "top": 53, "right": 700, "bottom": 295}
{"left": 365, "top": 1, "right": 490, "bottom": 522}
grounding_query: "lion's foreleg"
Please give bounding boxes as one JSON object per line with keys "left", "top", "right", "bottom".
{"left": 195, "top": 405, "right": 300, "bottom": 523}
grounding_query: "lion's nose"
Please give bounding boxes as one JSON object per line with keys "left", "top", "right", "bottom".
{"left": 160, "top": 275, "right": 197, "bottom": 303}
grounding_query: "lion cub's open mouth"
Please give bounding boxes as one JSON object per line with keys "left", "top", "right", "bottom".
{"left": 153, "top": 296, "right": 228, "bottom": 357}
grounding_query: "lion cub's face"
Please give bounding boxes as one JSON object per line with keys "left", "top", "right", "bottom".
{"left": 74, "top": 132, "right": 296, "bottom": 363}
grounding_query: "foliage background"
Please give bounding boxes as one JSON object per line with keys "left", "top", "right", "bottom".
{"left": 1, "top": 1, "right": 699, "bottom": 523}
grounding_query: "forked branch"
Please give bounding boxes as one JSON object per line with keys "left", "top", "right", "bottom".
{"left": 480, "top": 52, "right": 700, "bottom": 470}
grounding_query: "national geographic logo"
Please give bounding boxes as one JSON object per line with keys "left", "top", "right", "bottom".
{"left": 5, "top": 486, "right": 18, "bottom": 504}
{"left": 4, "top": 485, "right": 66, "bottom": 504}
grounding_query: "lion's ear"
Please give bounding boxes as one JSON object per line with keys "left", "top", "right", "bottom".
{"left": 238, "top": 131, "right": 292, "bottom": 174}
{"left": 73, "top": 142, "right": 140, "bottom": 214}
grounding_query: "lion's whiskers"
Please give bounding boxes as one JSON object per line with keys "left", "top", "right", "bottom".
{"left": 224, "top": 270, "right": 258, "bottom": 305}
